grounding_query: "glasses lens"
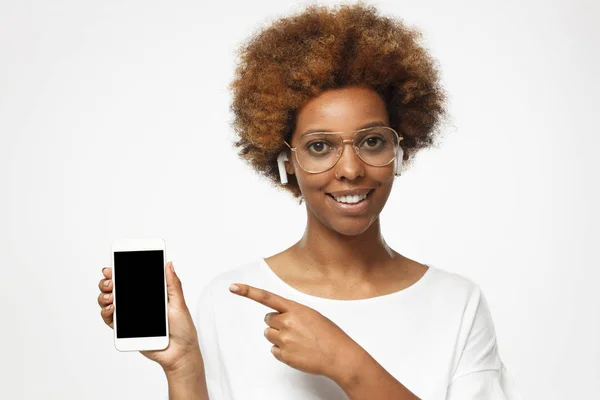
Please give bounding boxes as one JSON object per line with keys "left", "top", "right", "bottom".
{"left": 295, "top": 133, "right": 343, "bottom": 173}
{"left": 354, "top": 127, "right": 398, "bottom": 166}
{"left": 295, "top": 127, "right": 399, "bottom": 173}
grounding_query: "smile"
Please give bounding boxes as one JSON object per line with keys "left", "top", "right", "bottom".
{"left": 329, "top": 190, "right": 372, "bottom": 204}
{"left": 326, "top": 189, "right": 374, "bottom": 213}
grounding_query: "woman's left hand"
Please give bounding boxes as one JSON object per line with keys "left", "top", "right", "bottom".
{"left": 228, "top": 283, "right": 362, "bottom": 380}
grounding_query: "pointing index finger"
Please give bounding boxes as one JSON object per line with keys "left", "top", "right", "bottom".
{"left": 230, "top": 283, "right": 292, "bottom": 312}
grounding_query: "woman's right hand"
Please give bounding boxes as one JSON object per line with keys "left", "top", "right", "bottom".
{"left": 98, "top": 261, "right": 202, "bottom": 373}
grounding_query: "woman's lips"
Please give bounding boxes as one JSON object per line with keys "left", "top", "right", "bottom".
{"left": 326, "top": 190, "right": 373, "bottom": 214}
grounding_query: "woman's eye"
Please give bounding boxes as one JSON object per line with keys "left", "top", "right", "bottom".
{"left": 362, "top": 137, "right": 383, "bottom": 148}
{"left": 307, "top": 141, "right": 330, "bottom": 153}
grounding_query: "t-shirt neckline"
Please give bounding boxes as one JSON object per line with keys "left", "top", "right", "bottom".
{"left": 259, "top": 257, "right": 435, "bottom": 304}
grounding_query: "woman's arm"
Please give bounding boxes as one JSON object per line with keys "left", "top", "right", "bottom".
{"left": 165, "top": 348, "right": 209, "bottom": 400}
{"left": 332, "top": 344, "right": 421, "bottom": 400}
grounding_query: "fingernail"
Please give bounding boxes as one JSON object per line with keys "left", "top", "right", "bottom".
{"left": 103, "top": 294, "right": 110, "bottom": 300}
{"left": 229, "top": 284, "right": 239, "bottom": 293}
{"left": 106, "top": 304, "right": 111, "bottom": 310}
{"left": 170, "top": 262, "right": 175, "bottom": 273}
{"left": 104, "top": 280, "right": 110, "bottom": 286}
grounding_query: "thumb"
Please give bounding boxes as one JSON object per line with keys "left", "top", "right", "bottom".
{"left": 165, "top": 261, "right": 187, "bottom": 310}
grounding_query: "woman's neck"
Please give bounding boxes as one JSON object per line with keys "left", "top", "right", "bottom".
{"left": 289, "top": 214, "right": 398, "bottom": 282}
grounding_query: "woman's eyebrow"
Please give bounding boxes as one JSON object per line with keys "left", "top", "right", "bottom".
{"left": 300, "top": 121, "right": 388, "bottom": 136}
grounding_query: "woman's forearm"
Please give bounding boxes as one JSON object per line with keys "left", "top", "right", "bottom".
{"left": 331, "top": 345, "right": 420, "bottom": 400}
{"left": 165, "top": 348, "right": 209, "bottom": 400}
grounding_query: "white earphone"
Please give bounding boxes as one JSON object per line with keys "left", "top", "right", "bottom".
{"left": 277, "top": 152, "right": 289, "bottom": 185}
{"left": 276, "top": 148, "right": 403, "bottom": 185}
{"left": 395, "top": 146, "right": 404, "bottom": 177}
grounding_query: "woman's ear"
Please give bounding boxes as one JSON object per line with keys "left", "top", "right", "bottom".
{"left": 285, "top": 157, "right": 295, "bottom": 175}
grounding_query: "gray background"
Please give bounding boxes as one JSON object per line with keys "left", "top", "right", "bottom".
{"left": 1, "top": 0, "right": 598, "bottom": 398}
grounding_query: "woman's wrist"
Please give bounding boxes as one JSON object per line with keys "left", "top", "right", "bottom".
{"left": 164, "top": 347, "right": 209, "bottom": 400}
{"left": 163, "top": 346, "right": 204, "bottom": 380}
{"left": 328, "top": 342, "right": 370, "bottom": 389}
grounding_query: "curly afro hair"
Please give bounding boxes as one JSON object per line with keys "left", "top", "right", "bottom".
{"left": 228, "top": 1, "right": 447, "bottom": 199}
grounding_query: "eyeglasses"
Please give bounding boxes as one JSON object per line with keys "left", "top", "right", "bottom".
{"left": 283, "top": 126, "right": 403, "bottom": 174}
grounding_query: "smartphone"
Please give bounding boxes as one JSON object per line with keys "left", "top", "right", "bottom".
{"left": 111, "top": 237, "right": 169, "bottom": 351}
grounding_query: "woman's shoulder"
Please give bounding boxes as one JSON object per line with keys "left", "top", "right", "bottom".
{"left": 421, "top": 262, "right": 487, "bottom": 307}
{"left": 427, "top": 263, "right": 480, "bottom": 290}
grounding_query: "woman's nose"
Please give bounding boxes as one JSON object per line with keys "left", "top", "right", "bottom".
{"left": 333, "top": 141, "right": 364, "bottom": 180}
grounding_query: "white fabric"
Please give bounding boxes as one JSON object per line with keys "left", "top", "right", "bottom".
{"left": 193, "top": 259, "right": 521, "bottom": 400}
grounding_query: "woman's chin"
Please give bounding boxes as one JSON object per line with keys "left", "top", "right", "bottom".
{"left": 325, "top": 217, "right": 378, "bottom": 237}
{"left": 304, "top": 192, "right": 383, "bottom": 235}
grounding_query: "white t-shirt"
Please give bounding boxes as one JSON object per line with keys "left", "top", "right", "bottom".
{"left": 194, "top": 258, "right": 521, "bottom": 400}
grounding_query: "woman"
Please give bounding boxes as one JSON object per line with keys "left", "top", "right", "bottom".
{"left": 98, "top": 3, "right": 519, "bottom": 399}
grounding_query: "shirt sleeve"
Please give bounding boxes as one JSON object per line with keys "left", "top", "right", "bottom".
{"left": 194, "top": 280, "right": 227, "bottom": 400}
{"left": 446, "top": 287, "right": 521, "bottom": 400}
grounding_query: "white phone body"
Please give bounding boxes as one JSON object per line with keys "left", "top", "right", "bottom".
{"left": 111, "top": 237, "right": 169, "bottom": 351}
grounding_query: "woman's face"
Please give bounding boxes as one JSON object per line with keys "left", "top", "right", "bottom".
{"left": 285, "top": 85, "right": 397, "bottom": 236}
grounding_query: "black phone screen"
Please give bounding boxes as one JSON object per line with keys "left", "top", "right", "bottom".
{"left": 114, "top": 249, "right": 167, "bottom": 338}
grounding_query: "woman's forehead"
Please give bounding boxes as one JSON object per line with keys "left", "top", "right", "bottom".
{"left": 294, "top": 88, "right": 389, "bottom": 135}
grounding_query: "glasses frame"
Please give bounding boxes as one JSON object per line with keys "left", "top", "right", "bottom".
{"left": 283, "top": 126, "right": 404, "bottom": 174}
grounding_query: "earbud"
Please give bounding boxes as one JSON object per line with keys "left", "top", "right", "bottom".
{"left": 277, "top": 151, "right": 289, "bottom": 185}
{"left": 395, "top": 147, "right": 404, "bottom": 177}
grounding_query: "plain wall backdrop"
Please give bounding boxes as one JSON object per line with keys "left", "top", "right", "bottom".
{"left": 1, "top": 0, "right": 598, "bottom": 398}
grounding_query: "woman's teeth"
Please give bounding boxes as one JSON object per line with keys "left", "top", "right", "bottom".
{"left": 332, "top": 193, "right": 368, "bottom": 204}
